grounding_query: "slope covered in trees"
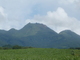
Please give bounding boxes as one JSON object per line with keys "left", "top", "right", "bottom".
{"left": 0, "top": 23, "right": 80, "bottom": 48}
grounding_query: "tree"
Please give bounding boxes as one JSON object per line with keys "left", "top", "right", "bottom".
{"left": 12, "top": 45, "right": 22, "bottom": 49}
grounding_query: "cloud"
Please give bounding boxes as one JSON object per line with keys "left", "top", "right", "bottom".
{"left": 75, "top": 0, "right": 80, "bottom": 9}
{"left": 0, "top": 0, "right": 79, "bottom": 33}
{"left": 0, "top": 6, "right": 7, "bottom": 22}
{"left": 0, "top": 6, "right": 10, "bottom": 29}
{"left": 25, "top": 7, "right": 80, "bottom": 35}
{"left": 59, "top": 0, "right": 79, "bottom": 4}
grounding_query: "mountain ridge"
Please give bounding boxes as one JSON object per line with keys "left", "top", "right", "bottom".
{"left": 0, "top": 23, "right": 80, "bottom": 48}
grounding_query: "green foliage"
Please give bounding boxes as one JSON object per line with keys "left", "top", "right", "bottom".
{"left": 0, "top": 48, "right": 80, "bottom": 60}
{"left": 0, "top": 47, "right": 3, "bottom": 49}
{"left": 0, "top": 45, "right": 33, "bottom": 50}
{"left": 12, "top": 45, "right": 22, "bottom": 49}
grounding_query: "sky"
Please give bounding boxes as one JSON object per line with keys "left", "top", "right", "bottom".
{"left": 0, "top": 0, "right": 80, "bottom": 34}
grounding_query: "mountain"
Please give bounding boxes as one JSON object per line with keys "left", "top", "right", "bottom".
{"left": 0, "top": 33, "right": 24, "bottom": 46}
{"left": 8, "top": 23, "right": 58, "bottom": 37}
{"left": 0, "top": 23, "right": 80, "bottom": 48}
{"left": 11, "top": 23, "right": 59, "bottom": 48}
{"left": 59, "top": 30, "right": 80, "bottom": 48}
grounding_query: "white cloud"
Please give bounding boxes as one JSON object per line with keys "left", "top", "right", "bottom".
{"left": 0, "top": 0, "right": 79, "bottom": 33}
{"left": 26, "top": 7, "right": 80, "bottom": 35}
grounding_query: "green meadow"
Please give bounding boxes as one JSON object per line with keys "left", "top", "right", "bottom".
{"left": 0, "top": 48, "right": 80, "bottom": 60}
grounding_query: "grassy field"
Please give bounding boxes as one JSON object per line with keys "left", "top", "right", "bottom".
{"left": 0, "top": 48, "right": 80, "bottom": 60}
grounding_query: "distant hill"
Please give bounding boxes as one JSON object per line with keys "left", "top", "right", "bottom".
{"left": 59, "top": 30, "right": 80, "bottom": 48}
{"left": 0, "top": 23, "right": 80, "bottom": 48}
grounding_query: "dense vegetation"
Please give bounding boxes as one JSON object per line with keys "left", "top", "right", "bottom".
{"left": 0, "top": 45, "right": 32, "bottom": 50}
{"left": 0, "top": 23, "right": 80, "bottom": 48}
{"left": 0, "top": 48, "right": 80, "bottom": 60}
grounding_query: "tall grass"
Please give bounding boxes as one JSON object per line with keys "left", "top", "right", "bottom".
{"left": 0, "top": 48, "right": 80, "bottom": 60}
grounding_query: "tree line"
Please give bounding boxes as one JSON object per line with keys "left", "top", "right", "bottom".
{"left": 69, "top": 47, "right": 80, "bottom": 50}
{"left": 0, "top": 44, "right": 33, "bottom": 50}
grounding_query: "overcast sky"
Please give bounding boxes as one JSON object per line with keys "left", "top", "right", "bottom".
{"left": 0, "top": 0, "right": 80, "bottom": 34}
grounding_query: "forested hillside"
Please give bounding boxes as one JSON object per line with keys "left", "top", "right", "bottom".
{"left": 0, "top": 23, "right": 80, "bottom": 48}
